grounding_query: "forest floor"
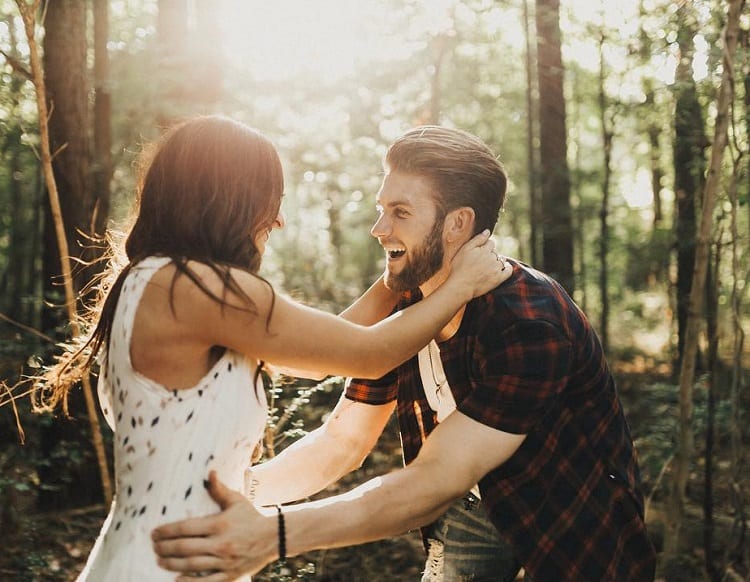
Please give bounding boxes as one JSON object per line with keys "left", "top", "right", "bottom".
{"left": 0, "top": 357, "right": 748, "bottom": 582}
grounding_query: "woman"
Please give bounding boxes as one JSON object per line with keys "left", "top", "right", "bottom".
{"left": 36, "top": 115, "right": 506, "bottom": 581}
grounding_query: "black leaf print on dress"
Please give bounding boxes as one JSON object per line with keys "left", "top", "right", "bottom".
{"left": 185, "top": 486, "right": 192, "bottom": 499}
{"left": 162, "top": 505, "right": 167, "bottom": 515}
{"left": 186, "top": 411, "right": 194, "bottom": 423}
{"left": 151, "top": 416, "right": 159, "bottom": 427}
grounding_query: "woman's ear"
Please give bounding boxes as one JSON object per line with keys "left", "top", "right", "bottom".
{"left": 444, "top": 207, "right": 476, "bottom": 243}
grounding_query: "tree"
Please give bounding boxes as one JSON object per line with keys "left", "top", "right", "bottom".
{"left": 672, "top": 3, "right": 707, "bottom": 367}
{"left": 41, "top": 0, "right": 97, "bottom": 321}
{"left": 92, "top": 0, "right": 112, "bottom": 242}
{"left": 596, "top": 21, "right": 614, "bottom": 353}
{"left": 666, "top": 0, "right": 745, "bottom": 561}
{"left": 33, "top": 0, "right": 112, "bottom": 509}
{"left": 523, "top": 0, "right": 541, "bottom": 267}
{"left": 535, "top": 0, "right": 574, "bottom": 294}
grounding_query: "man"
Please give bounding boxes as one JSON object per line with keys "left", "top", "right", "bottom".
{"left": 152, "top": 126, "right": 656, "bottom": 581}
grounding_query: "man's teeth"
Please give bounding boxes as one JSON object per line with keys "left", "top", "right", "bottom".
{"left": 387, "top": 249, "right": 406, "bottom": 259}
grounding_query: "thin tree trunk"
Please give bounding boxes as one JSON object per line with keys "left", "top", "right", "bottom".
{"left": 93, "top": 0, "right": 112, "bottom": 239}
{"left": 523, "top": 0, "right": 540, "bottom": 267}
{"left": 428, "top": 33, "right": 448, "bottom": 126}
{"left": 727, "top": 66, "right": 748, "bottom": 573}
{"left": 704, "top": 244, "right": 720, "bottom": 581}
{"left": 666, "top": 0, "right": 745, "bottom": 557}
{"left": 597, "top": 25, "right": 612, "bottom": 354}
{"left": 15, "top": 0, "right": 112, "bottom": 507}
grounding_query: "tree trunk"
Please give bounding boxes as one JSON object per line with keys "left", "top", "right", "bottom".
{"left": 597, "top": 28, "right": 612, "bottom": 354}
{"left": 665, "top": 0, "right": 745, "bottom": 558}
{"left": 703, "top": 246, "right": 720, "bottom": 581}
{"left": 728, "top": 26, "right": 750, "bottom": 576}
{"left": 93, "top": 0, "right": 112, "bottom": 240}
{"left": 523, "top": 0, "right": 540, "bottom": 267}
{"left": 0, "top": 18, "right": 31, "bottom": 322}
{"left": 18, "top": 0, "right": 113, "bottom": 510}
{"left": 426, "top": 29, "right": 452, "bottom": 126}
{"left": 672, "top": 4, "right": 707, "bottom": 368}
{"left": 41, "top": 0, "right": 91, "bottom": 325}
{"left": 535, "top": 0, "right": 574, "bottom": 294}
{"left": 191, "top": 0, "right": 224, "bottom": 105}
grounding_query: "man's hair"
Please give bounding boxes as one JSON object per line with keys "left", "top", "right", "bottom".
{"left": 385, "top": 125, "right": 507, "bottom": 233}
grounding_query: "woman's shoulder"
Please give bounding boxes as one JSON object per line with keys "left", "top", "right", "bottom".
{"left": 159, "top": 259, "right": 274, "bottom": 313}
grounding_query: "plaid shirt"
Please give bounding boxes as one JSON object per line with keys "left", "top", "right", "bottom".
{"left": 346, "top": 260, "right": 656, "bottom": 581}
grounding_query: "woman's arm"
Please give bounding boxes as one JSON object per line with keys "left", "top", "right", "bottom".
{"left": 179, "top": 231, "right": 506, "bottom": 379}
{"left": 338, "top": 275, "right": 400, "bottom": 325}
{"left": 268, "top": 276, "right": 399, "bottom": 380}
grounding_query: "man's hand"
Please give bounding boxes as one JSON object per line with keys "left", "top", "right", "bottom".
{"left": 152, "top": 471, "right": 277, "bottom": 581}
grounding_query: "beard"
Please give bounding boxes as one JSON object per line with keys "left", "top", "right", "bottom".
{"left": 384, "top": 217, "right": 445, "bottom": 293}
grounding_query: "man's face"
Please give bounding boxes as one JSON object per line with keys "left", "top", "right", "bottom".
{"left": 370, "top": 171, "right": 446, "bottom": 293}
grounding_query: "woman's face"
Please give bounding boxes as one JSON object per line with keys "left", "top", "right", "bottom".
{"left": 254, "top": 211, "right": 285, "bottom": 256}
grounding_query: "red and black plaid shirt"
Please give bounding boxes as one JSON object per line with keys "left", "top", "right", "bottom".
{"left": 346, "top": 260, "right": 656, "bottom": 581}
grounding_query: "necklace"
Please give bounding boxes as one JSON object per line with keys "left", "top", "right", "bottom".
{"left": 426, "top": 341, "right": 446, "bottom": 401}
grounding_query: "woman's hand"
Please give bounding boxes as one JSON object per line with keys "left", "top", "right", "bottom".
{"left": 447, "top": 230, "right": 513, "bottom": 300}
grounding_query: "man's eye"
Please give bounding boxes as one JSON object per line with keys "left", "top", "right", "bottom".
{"left": 395, "top": 209, "right": 409, "bottom": 218}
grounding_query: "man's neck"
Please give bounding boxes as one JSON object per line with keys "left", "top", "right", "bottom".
{"left": 420, "top": 268, "right": 465, "bottom": 343}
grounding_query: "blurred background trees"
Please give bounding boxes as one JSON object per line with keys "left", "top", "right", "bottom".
{"left": 0, "top": 0, "right": 748, "bottom": 579}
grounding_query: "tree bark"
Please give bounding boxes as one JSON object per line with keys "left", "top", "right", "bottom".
{"left": 523, "top": 0, "right": 540, "bottom": 267}
{"left": 93, "top": 0, "right": 112, "bottom": 241}
{"left": 597, "top": 27, "right": 612, "bottom": 354}
{"left": 535, "top": 0, "right": 574, "bottom": 294}
{"left": 672, "top": 4, "right": 707, "bottom": 367}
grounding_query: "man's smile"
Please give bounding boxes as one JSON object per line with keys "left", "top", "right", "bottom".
{"left": 383, "top": 244, "right": 407, "bottom": 262}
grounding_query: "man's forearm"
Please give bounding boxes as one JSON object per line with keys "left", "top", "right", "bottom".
{"left": 251, "top": 426, "right": 365, "bottom": 506}
{"left": 281, "top": 461, "right": 460, "bottom": 557}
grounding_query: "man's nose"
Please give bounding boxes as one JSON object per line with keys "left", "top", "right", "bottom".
{"left": 370, "top": 214, "right": 390, "bottom": 238}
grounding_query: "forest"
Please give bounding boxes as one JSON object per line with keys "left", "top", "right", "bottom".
{"left": 0, "top": 0, "right": 748, "bottom": 580}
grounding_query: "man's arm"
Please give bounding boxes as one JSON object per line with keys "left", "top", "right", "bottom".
{"left": 252, "top": 394, "right": 396, "bottom": 505}
{"left": 152, "top": 411, "right": 526, "bottom": 579}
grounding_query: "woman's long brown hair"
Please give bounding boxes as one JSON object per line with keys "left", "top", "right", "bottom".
{"left": 36, "top": 115, "right": 284, "bottom": 413}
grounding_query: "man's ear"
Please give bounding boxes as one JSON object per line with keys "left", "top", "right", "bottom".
{"left": 444, "top": 207, "right": 476, "bottom": 243}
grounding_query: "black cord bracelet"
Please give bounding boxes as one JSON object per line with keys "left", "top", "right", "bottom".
{"left": 276, "top": 504, "right": 287, "bottom": 563}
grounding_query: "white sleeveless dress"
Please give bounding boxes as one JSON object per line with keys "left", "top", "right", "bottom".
{"left": 78, "top": 256, "right": 267, "bottom": 581}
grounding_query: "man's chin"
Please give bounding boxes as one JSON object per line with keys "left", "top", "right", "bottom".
{"left": 383, "top": 272, "right": 413, "bottom": 294}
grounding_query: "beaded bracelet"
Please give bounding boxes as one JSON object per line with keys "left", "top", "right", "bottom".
{"left": 276, "top": 504, "right": 287, "bottom": 563}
